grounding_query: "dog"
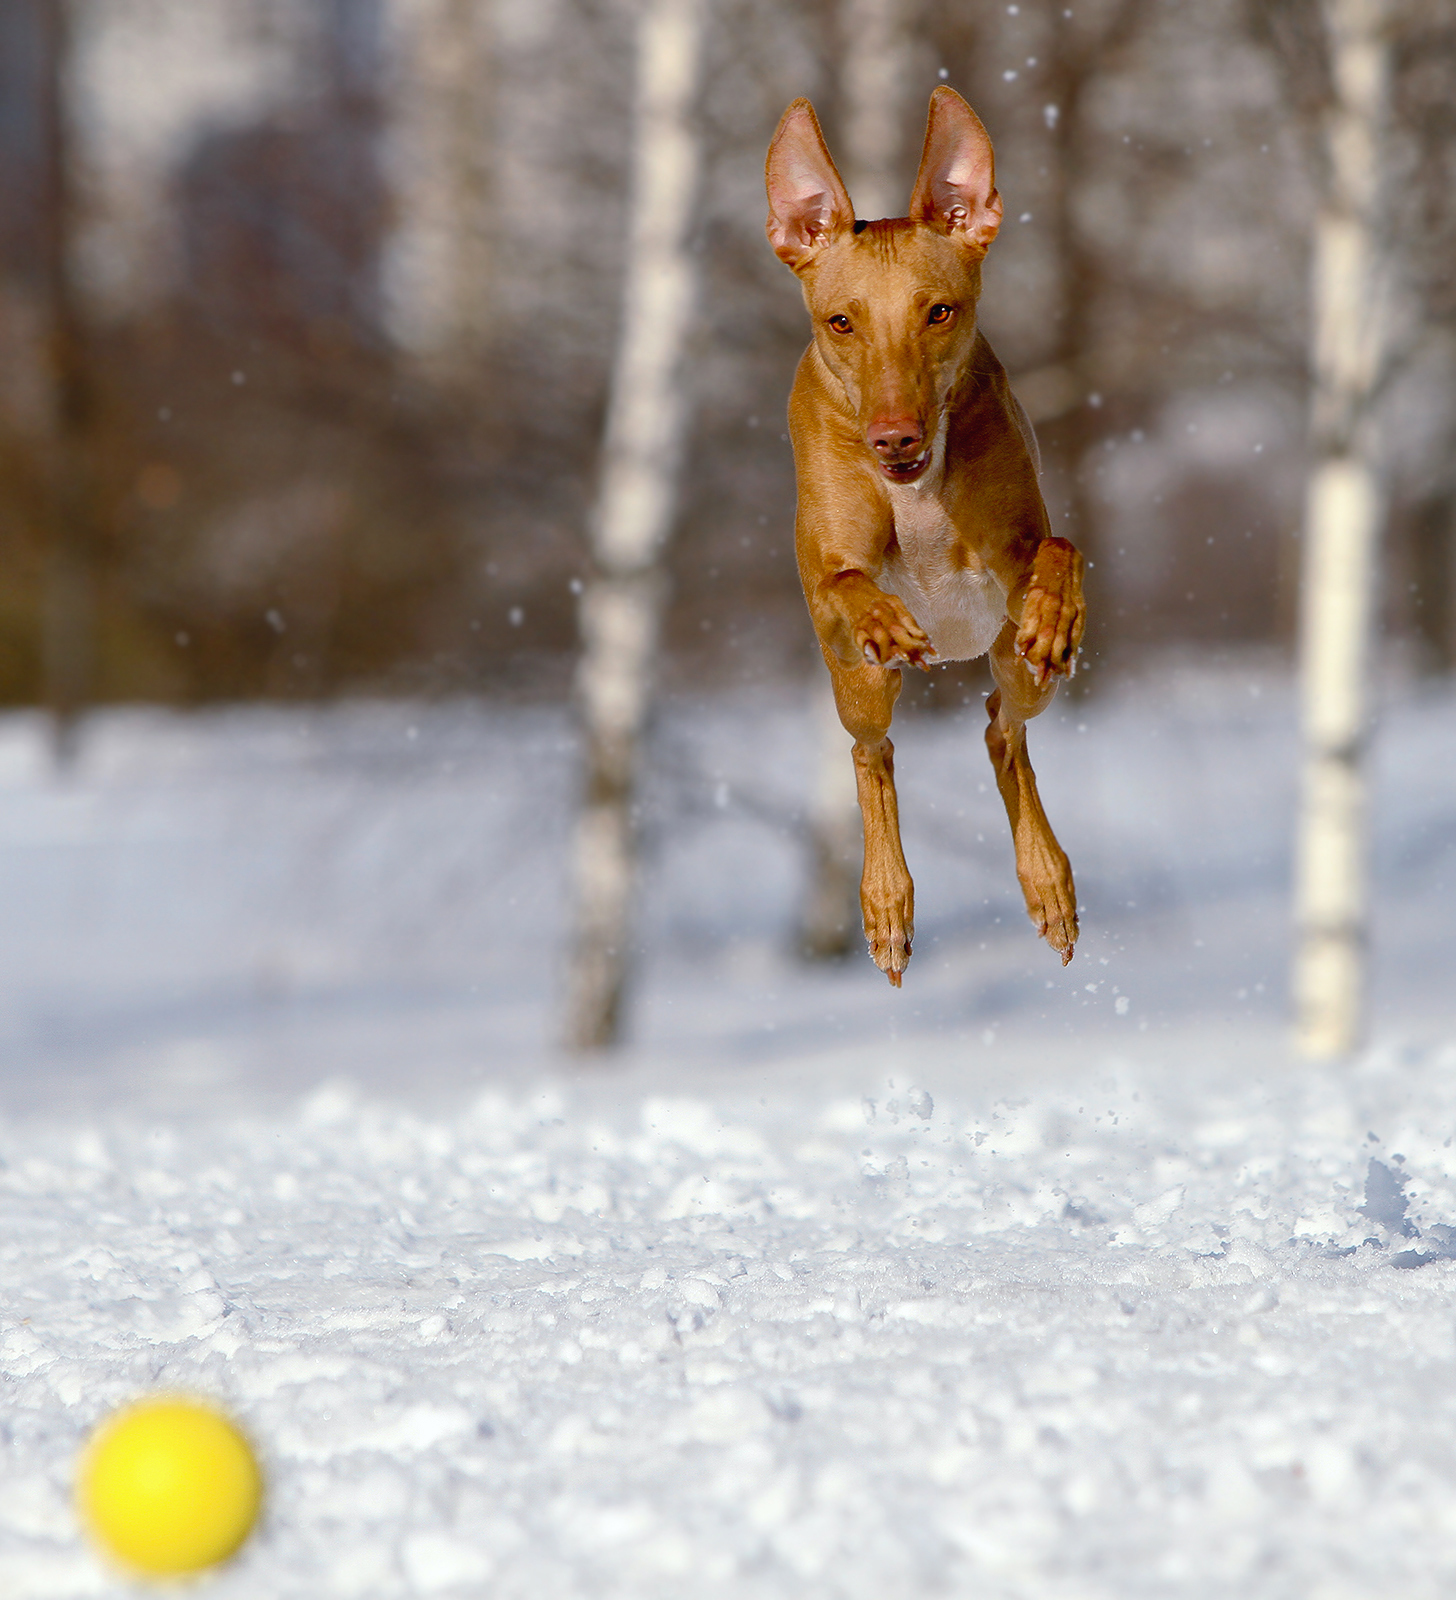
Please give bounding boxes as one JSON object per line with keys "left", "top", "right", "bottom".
{"left": 765, "top": 86, "right": 1086, "bottom": 986}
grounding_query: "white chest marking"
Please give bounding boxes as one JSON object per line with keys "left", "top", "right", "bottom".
{"left": 879, "top": 475, "right": 1006, "bottom": 664}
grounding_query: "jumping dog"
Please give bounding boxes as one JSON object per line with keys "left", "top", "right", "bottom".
{"left": 766, "top": 86, "right": 1086, "bottom": 985}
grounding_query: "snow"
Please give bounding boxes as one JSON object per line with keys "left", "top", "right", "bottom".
{"left": 2, "top": 664, "right": 1455, "bottom": 1597}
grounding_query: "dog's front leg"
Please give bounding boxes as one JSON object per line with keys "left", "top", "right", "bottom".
{"left": 1011, "top": 535, "right": 1085, "bottom": 685}
{"left": 813, "top": 569, "right": 937, "bottom": 671}
{"left": 820, "top": 644, "right": 914, "bottom": 986}
{"left": 798, "top": 489, "right": 931, "bottom": 983}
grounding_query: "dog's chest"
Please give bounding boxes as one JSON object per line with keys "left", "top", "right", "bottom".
{"left": 879, "top": 483, "right": 1005, "bottom": 663}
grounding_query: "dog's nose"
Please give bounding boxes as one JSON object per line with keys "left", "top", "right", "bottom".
{"left": 866, "top": 417, "right": 924, "bottom": 458}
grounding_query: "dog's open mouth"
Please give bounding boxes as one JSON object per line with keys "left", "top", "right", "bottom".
{"left": 879, "top": 454, "right": 930, "bottom": 484}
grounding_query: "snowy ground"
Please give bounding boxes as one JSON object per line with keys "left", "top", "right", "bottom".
{"left": 2, "top": 662, "right": 1456, "bottom": 1597}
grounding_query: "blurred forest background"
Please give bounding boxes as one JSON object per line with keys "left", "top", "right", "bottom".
{"left": 0, "top": 0, "right": 1453, "bottom": 717}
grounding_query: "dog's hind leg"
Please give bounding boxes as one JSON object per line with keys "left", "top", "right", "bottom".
{"left": 822, "top": 648, "right": 914, "bottom": 986}
{"left": 984, "top": 621, "right": 1078, "bottom": 964}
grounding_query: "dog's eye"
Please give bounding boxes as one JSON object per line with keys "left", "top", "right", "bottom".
{"left": 927, "top": 304, "right": 955, "bottom": 325}
{"left": 827, "top": 314, "right": 853, "bottom": 334}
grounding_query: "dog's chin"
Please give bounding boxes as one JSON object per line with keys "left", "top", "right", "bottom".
{"left": 879, "top": 454, "right": 931, "bottom": 484}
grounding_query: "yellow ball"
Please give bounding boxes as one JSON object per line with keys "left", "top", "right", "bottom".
{"left": 78, "top": 1397, "right": 263, "bottom": 1576}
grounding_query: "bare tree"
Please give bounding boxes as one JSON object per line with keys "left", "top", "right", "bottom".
{"left": 564, "top": 0, "right": 704, "bottom": 1050}
{"left": 1389, "top": 2, "right": 1456, "bottom": 673}
{"left": 837, "top": 0, "right": 914, "bottom": 224}
{"left": 1006, "top": 0, "right": 1151, "bottom": 627}
{"left": 383, "top": 0, "right": 496, "bottom": 376}
{"left": 37, "top": 0, "right": 97, "bottom": 761}
{"left": 798, "top": 0, "right": 914, "bottom": 963}
{"left": 1289, "top": 0, "right": 1391, "bottom": 1057}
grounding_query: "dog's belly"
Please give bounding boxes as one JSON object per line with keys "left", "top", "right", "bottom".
{"left": 879, "top": 487, "right": 1006, "bottom": 664}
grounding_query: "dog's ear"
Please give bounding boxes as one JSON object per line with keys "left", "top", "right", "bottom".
{"left": 908, "top": 87, "right": 1002, "bottom": 254}
{"left": 765, "top": 99, "right": 854, "bottom": 271}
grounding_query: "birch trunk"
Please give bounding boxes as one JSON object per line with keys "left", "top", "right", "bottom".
{"left": 563, "top": 0, "right": 703, "bottom": 1050}
{"left": 1292, "top": 0, "right": 1390, "bottom": 1058}
{"left": 798, "top": 0, "right": 910, "bottom": 961}
{"left": 837, "top": 0, "right": 911, "bottom": 223}
{"left": 383, "top": 0, "right": 495, "bottom": 374}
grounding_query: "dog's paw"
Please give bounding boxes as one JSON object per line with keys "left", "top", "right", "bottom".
{"left": 1018, "top": 838, "right": 1078, "bottom": 965}
{"left": 855, "top": 596, "right": 935, "bottom": 671}
{"left": 1015, "top": 537, "right": 1085, "bottom": 686}
{"left": 863, "top": 895, "right": 913, "bottom": 987}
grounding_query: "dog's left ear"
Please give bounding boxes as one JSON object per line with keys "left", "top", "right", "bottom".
{"left": 908, "top": 87, "right": 1002, "bottom": 254}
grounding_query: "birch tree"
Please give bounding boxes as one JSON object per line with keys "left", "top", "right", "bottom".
{"left": 382, "top": 0, "right": 495, "bottom": 377}
{"left": 1291, "top": 0, "right": 1390, "bottom": 1057}
{"left": 798, "top": 0, "right": 912, "bottom": 961}
{"left": 564, "top": 0, "right": 704, "bottom": 1050}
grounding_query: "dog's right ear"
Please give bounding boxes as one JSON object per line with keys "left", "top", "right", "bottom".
{"left": 765, "top": 99, "right": 854, "bottom": 271}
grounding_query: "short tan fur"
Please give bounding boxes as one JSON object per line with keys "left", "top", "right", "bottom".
{"left": 766, "top": 87, "right": 1086, "bottom": 986}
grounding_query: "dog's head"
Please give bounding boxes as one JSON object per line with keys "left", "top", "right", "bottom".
{"left": 765, "top": 87, "right": 1003, "bottom": 485}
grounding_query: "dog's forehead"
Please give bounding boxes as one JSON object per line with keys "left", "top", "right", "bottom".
{"left": 803, "top": 222, "right": 975, "bottom": 307}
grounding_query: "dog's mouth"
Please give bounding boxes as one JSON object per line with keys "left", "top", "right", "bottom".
{"left": 879, "top": 453, "right": 930, "bottom": 484}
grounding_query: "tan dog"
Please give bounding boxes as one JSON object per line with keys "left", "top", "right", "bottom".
{"left": 766, "top": 86, "right": 1086, "bottom": 986}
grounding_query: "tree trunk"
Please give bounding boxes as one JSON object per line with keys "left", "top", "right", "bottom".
{"left": 382, "top": 0, "right": 495, "bottom": 374}
{"left": 1019, "top": 0, "right": 1149, "bottom": 682}
{"left": 1292, "top": 0, "right": 1390, "bottom": 1059}
{"left": 1409, "top": 491, "right": 1454, "bottom": 673}
{"left": 797, "top": 0, "right": 912, "bottom": 964}
{"left": 38, "top": 0, "right": 97, "bottom": 764}
{"left": 837, "top": 0, "right": 912, "bottom": 221}
{"left": 563, "top": 0, "right": 703, "bottom": 1050}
